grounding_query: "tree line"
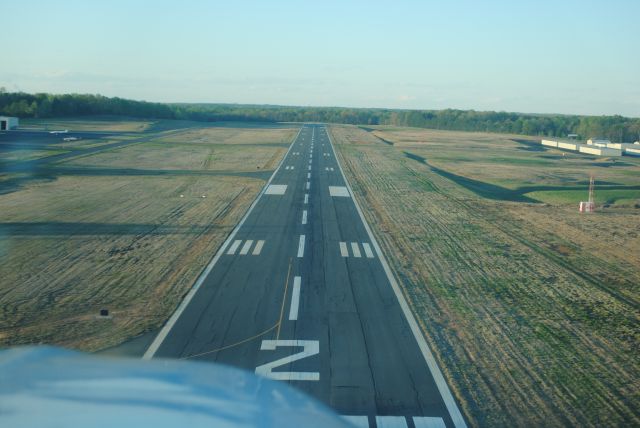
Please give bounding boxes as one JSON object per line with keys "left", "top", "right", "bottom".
{"left": 1, "top": 90, "right": 639, "bottom": 142}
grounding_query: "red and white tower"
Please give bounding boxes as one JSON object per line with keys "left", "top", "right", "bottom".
{"left": 579, "top": 175, "right": 595, "bottom": 213}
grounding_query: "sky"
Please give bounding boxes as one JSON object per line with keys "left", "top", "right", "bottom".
{"left": 2, "top": 0, "right": 639, "bottom": 117}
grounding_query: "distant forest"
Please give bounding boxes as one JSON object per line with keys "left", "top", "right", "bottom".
{"left": 1, "top": 90, "right": 639, "bottom": 142}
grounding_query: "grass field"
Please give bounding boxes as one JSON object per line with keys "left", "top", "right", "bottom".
{"left": 331, "top": 125, "right": 639, "bottom": 427}
{"left": 20, "top": 116, "right": 155, "bottom": 132}
{"left": 0, "top": 118, "right": 297, "bottom": 350}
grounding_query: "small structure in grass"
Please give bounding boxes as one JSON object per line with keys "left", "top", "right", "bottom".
{"left": 579, "top": 175, "right": 596, "bottom": 213}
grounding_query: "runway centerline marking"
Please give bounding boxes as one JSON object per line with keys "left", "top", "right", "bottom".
{"left": 289, "top": 276, "right": 301, "bottom": 320}
{"left": 297, "top": 235, "right": 305, "bottom": 258}
{"left": 304, "top": 194, "right": 309, "bottom": 204}
{"left": 307, "top": 172, "right": 311, "bottom": 179}
{"left": 302, "top": 210, "right": 308, "bottom": 225}
{"left": 306, "top": 181, "right": 310, "bottom": 190}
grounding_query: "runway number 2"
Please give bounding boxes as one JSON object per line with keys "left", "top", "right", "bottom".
{"left": 255, "top": 340, "right": 319, "bottom": 381}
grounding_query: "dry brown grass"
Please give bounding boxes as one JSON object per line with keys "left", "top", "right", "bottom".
{"left": 155, "top": 127, "right": 297, "bottom": 145}
{"left": 0, "top": 123, "right": 296, "bottom": 351}
{"left": 330, "top": 125, "right": 640, "bottom": 427}
{"left": 21, "top": 117, "right": 154, "bottom": 132}
{"left": 63, "top": 142, "right": 286, "bottom": 172}
{"left": 60, "top": 127, "right": 297, "bottom": 172}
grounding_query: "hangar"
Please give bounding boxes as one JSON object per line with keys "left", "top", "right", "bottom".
{"left": 0, "top": 116, "right": 19, "bottom": 130}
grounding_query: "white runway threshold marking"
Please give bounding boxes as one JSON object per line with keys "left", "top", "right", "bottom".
{"left": 252, "top": 240, "right": 265, "bottom": 255}
{"left": 265, "top": 184, "right": 287, "bottom": 195}
{"left": 351, "top": 242, "right": 362, "bottom": 258}
{"left": 226, "top": 239, "right": 265, "bottom": 256}
{"left": 239, "top": 240, "right": 253, "bottom": 255}
{"left": 289, "top": 276, "right": 301, "bottom": 320}
{"left": 362, "top": 243, "right": 374, "bottom": 258}
{"left": 375, "top": 416, "right": 407, "bottom": 428}
{"left": 329, "top": 186, "right": 350, "bottom": 197}
{"left": 302, "top": 210, "right": 308, "bottom": 225}
{"left": 413, "top": 417, "right": 447, "bottom": 428}
{"left": 297, "top": 234, "right": 305, "bottom": 257}
{"left": 227, "top": 240, "right": 242, "bottom": 255}
{"left": 339, "top": 242, "right": 375, "bottom": 259}
{"left": 339, "top": 242, "right": 349, "bottom": 257}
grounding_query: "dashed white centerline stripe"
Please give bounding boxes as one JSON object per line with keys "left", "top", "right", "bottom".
{"left": 339, "top": 242, "right": 348, "bottom": 257}
{"left": 302, "top": 210, "right": 307, "bottom": 225}
{"left": 308, "top": 165, "right": 311, "bottom": 171}
{"left": 239, "top": 240, "right": 253, "bottom": 255}
{"left": 362, "top": 243, "right": 374, "bottom": 258}
{"left": 304, "top": 194, "right": 309, "bottom": 204}
{"left": 252, "top": 240, "right": 265, "bottom": 255}
{"left": 306, "top": 181, "right": 310, "bottom": 190}
{"left": 307, "top": 172, "right": 311, "bottom": 179}
{"left": 289, "top": 276, "right": 301, "bottom": 320}
{"left": 297, "top": 235, "right": 305, "bottom": 258}
{"left": 351, "top": 242, "right": 361, "bottom": 258}
{"left": 227, "top": 240, "right": 242, "bottom": 255}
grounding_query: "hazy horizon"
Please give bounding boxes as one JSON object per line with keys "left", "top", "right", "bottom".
{"left": 2, "top": 0, "right": 639, "bottom": 117}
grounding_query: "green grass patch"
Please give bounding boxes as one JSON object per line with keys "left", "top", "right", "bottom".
{"left": 526, "top": 188, "right": 640, "bottom": 205}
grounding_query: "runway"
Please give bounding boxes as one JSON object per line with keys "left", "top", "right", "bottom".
{"left": 144, "top": 125, "right": 467, "bottom": 428}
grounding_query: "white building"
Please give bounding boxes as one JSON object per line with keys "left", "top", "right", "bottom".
{"left": 586, "top": 138, "right": 611, "bottom": 147}
{"left": 0, "top": 116, "right": 19, "bottom": 130}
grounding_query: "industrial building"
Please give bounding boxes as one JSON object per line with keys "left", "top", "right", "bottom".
{"left": 539, "top": 138, "right": 640, "bottom": 157}
{"left": 586, "top": 138, "right": 611, "bottom": 147}
{"left": 0, "top": 116, "right": 19, "bottom": 130}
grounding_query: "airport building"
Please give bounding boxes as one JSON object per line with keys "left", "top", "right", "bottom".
{"left": 540, "top": 138, "right": 635, "bottom": 157}
{"left": 0, "top": 116, "right": 19, "bottom": 130}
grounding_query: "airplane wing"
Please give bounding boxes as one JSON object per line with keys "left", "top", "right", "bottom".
{"left": 0, "top": 346, "right": 351, "bottom": 428}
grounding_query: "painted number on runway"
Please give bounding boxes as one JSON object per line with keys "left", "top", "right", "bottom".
{"left": 255, "top": 340, "right": 320, "bottom": 381}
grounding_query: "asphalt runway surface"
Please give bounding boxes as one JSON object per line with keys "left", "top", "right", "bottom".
{"left": 144, "top": 125, "right": 467, "bottom": 428}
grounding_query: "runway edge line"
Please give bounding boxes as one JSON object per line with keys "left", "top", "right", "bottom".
{"left": 326, "top": 126, "right": 468, "bottom": 428}
{"left": 142, "top": 125, "right": 304, "bottom": 360}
